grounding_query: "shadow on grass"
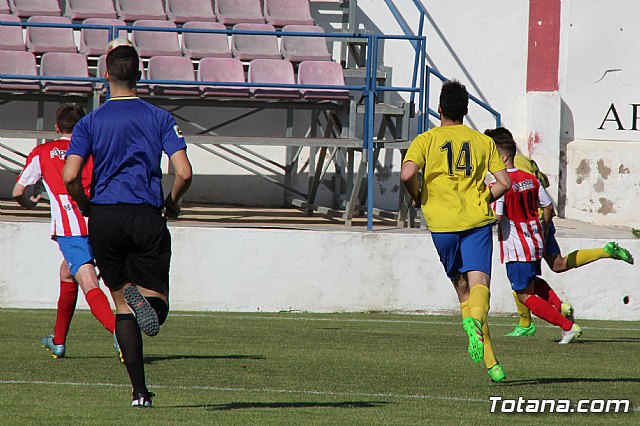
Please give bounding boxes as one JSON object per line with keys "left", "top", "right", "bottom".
{"left": 168, "top": 401, "right": 389, "bottom": 410}
{"left": 144, "top": 354, "right": 266, "bottom": 364}
{"left": 544, "top": 338, "right": 640, "bottom": 345}
{"left": 504, "top": 377, "right": 640, "bottom": 386}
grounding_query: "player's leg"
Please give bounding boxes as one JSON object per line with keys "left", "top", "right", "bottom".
{"left": 42, "top": 259, "right": 77, "bottom": 358}
{"left": 58, "top": 235, "right": 115, "bottom": 334}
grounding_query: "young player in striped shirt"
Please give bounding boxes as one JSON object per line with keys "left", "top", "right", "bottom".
{"left": 492, "top": 140, "right": 582, "bottom": 344}
{"left": 12, "top": 104, "right": 116, "bottom": 358}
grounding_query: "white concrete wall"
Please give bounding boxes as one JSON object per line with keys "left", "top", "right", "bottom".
{"left": 1, "top": 221, "right": 638, "bottom": 321}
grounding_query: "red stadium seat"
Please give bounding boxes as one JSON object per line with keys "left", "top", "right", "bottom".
{"left": 0, "top": 14, "right": 25, "bottom": 51}
{"left": 248, "top": 59, "right": 298, "bottom": 98}
{"left": 0, "top": 50, "right": 40, "bottom": 91}
{"left": 148, "top": 55, "right": 200, "bottom": 96}
{"left": 10, "top": 0, "right": 60, "bottom": 18}
{"left": 281, "top": 25, "right": 332, "bottom": 62}
{"left": 0, "top": 0, "right": 10, "bottom": 14}
{"left": 166, "top": 0, "right": 216, "bottom": 24}
{"left": 132, "top": 20, "right": 181, "bottom": 57}
{"left": 231, "top": 23, "right": 281, "bottom": 61}
{"left": 216, "top": 0, "right": 264, "bottom": 25}
{"left": 116, "top": 0, "right": 166, "bottom": 22}
{"left": 65, "top": 0, "right": 117, "bottom": 20}
{"left": 26, "top": 16, "right": 77, "bottom": 54}
{"left": 80, "top": 18, "right": 127, "bottom": 56}
{"left": 199, "top": 57, "right": 250, "bottom": 98}
{"left": 40, "top": 52, "right": 92, "bottom": 93}
{"left": 182, "top": 22, "right": 231, "bottom": 60}
{"left": 264, "top": 0, "right": 314, "bottom": 27}
{"left": 298, "top": 60, "right": 348, "bottom": 100}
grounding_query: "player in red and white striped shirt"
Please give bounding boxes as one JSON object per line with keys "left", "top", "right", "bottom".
{"left": 492, "top": 141, "right": 582, "bottom": 344}
{"left": 12, "top": 104, "right": 115, "bottom": 358}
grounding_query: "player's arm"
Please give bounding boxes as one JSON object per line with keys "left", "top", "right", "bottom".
{"left": 400, "top": 160, "right": 421, "bottom": 206}
{"left": 12, "top": 182, "right": 40, "bottom": 209}
{"left": 537, "top": 183, "right": 555, "bottom": 238}
{"left": 63, "top": 154, "right": 91, "bottom": 215}
{"left": 488, "top": 169, "right": 511, "bottom": 203}
{"left": 164, "top": 149, "right": 193, "bottom": 219}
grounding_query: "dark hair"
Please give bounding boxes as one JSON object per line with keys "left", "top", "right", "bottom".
{"left": 484, "top": 127, "right": 515, "bottom": 146}
{"left": 106, "top": 45, "right": 140, "bottom": 89}
{"left": 495, "top": 140, "right": 517, "bottom": 159}
{"left": 56, "top": 103, "right": 85, "bottom": 134}
{"left": 439, "top": 80, "right": 468, "bottom": 121}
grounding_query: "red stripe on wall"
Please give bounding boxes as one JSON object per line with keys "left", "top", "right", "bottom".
{"left": 527, "top": 0, "right": 561, "bottom": 92}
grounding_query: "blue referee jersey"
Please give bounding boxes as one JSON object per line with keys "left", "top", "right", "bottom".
{"left": 68, "top": 97, "right": 187, "bottom": 208}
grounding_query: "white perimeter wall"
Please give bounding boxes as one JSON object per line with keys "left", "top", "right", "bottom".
{"left": 1, "top": 221, "right": 638, "bottom": 321}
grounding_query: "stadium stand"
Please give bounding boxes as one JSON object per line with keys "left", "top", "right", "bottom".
{"left": 166, "top": 0, "right": 216, "bottom": 24}
{"left": 80, "top": 18, "right": 127, "bottom": 56}
{"left": 248, "top": 59, "right": 299, "bottom": 98}
{"left": 231, "top": 23, "right": 282, "bottom": 61}
{"left": 132, "top": 20, "right": 181, "bottom": 57}
{"left": 181, "top": 21, "right": 231, "bottom": 59}
{"left": 10, "top": 0, "right": 60, "bottom": 18}
{"left": 264, "top": 0, "right": 315, "bottom": 27}
{"left": 216, "top": 0, "right": 265, "bottom": 25}
{"left": 198, "top": 57, "right": 250, "bottom": 97}
{"left": 148, "top": 55, "right": 200, "bottom": 96}
{"left": 0, "top": 0, "right": 10, "bottom": 14}
{"left": 281, "top": 25, "right": 332, "bottom": 62}
{"left": 26, "top": 16, "right": 77, "bottom": 54}
{"left": 40, "top": 52, "right": 92, "bottom": 93}
{"left": 0, "top": 50, "right": 39, "bottom": 91}
{"left": 298, "top": 60, "right": 348, "bottom": 100}
{"left": 0, "top": 14, "right": 25, "bottom": 51}
{"left": 64, "top": 0, "right": 117, "bottom": 20}
{"left": 116, "top": 0, "right": 166, "bottom": 22}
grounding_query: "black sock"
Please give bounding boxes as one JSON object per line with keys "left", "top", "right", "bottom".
{"left": 115, "top": 313, "right": 147, "bottom": 395}
{"left": 147, "top": 297, "right": 169, "bottom": 325}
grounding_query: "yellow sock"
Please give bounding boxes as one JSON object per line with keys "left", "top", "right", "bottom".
{"left": 566, "top": 248, "right": 609, "bottom": 269}
{"left": 460, "top": 301, "right": 470, "bottom": 318}
{"left": 482, "top": 320, "right": 497, "bottom": 369}
{"left": 512, "top": 290, "right": 532, "bottom": 327}
{"left": 468, "top": 285, "right": 490, "bottom": 325}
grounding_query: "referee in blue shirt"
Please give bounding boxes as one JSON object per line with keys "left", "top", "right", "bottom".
{"left": 63, "top": 44, "right": 193, "bottom": 408}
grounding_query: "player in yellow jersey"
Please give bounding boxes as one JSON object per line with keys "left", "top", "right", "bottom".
{"left": 401, "top": 80, "right": 512, "bottom": 383}
{"left": 484, "top": 127, "right": 634, "bottom": 337}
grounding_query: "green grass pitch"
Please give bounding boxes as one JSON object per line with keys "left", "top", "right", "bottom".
{"left": 0, "top": 309, "right": 638, "bottom": 425}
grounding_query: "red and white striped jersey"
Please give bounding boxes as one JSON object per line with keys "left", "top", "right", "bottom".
{"left": 17, "top": 138, "right": 93, "bottom": 237}
{"left": 492, "top": 168, "right": 552, "bottom": 262}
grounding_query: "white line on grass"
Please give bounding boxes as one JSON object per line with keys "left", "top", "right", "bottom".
{"left": 0, "top": 379, "right": 486, "bottom": 404}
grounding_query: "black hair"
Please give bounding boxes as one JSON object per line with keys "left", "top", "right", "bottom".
{"left": 439, "top": 80, "right": 468, "bottom": 122}
{"left": 106, "top": 45, "right": 140, "bottom": 89}
{"left": 495, "top": 140, "right": 517, "bottom": 159}
{"left": 484, "top": 127, "right": 516, "bottom": 146}
{"left": 56, "top": 103, "right": 85, "bottom": 133}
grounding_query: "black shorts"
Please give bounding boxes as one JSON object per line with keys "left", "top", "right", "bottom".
{"left": 89, "top": 204, "right": 171, "bottom": 293}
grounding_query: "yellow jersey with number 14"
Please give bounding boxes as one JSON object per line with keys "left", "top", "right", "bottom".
{"left": 403, "top": 124, "right": 506, "bottom": 232}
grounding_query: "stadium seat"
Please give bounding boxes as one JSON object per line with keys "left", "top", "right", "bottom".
{"left": 231, "top": 23, "right": 281, "bottom": 61}
{"left": 215, "top": 0, "right": 264, "bottom": 25}
{"left": 0, "top": 50, "right": 39, "bottom": 91}
{"left": 10, "top": 0, "right": 60, "bottom": 18}
{"left": 281, "top": 25, "right": 332, "bottom": 62}
{"left": 132, "top": 20, "right": 181, "bottom": 57}
{"left": 116, "top": 0, "right": 166, "bottom": 22}
{"left": 0, "top": 14, "right": 25, "bottom": 51}
{"left": 248, "top": 59, "right": 298, "bottom": 98}
{"left": 264, "top": 0, "right": 314, "bottom": 27}
{"left": 182, "top": 22, "right": 231, "bottom": 59}
{"left": 26, "top": 16, "right": 77, "bottom": 54}
{"left": 80, "top": 18, "right": 127, "bottom": 56}
{"left": 0, "top": 0, "right": 10, "bottom": 14}
{"left": 199, "top": 57, "right": 250, "bottom": 97}
{"left": 64, "top": 0, "right": 117, "bottom": 20}
{"left": 298, "top": 60, "right": 348, "bottom": 100}
{"left": 147, "top": 55, "right": 200, "bottom": 96}
{"left": 40, "top": 52, "right": 93, "bottom": 93}
{"left": 96, "top": 53, "right": 149, "bottom": 94}
{"left": 166, "top": 0, "right": 216, "bottom": 24}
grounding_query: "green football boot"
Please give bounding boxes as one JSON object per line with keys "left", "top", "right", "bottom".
{"left": 604, "top": 242, "right": 634, "bottom": 264}
{"left": 504, "top": 322, "right": 537, "bottom": 337}
{"left": 462, "top": 317, "right": 484, "bottom": 363}
{"left": 488, "top": 363, "right": 507, "bottom": 383}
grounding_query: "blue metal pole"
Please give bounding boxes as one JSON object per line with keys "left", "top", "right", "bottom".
{"left": 367, "top": 34, "right": 379, "bottom": 231}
